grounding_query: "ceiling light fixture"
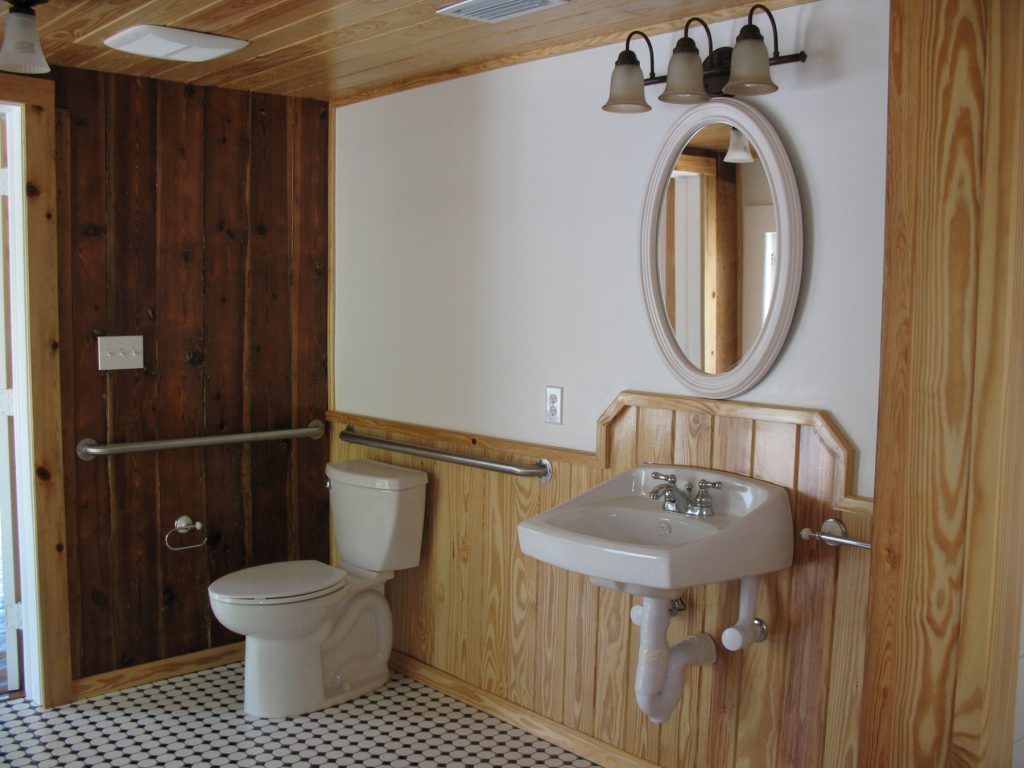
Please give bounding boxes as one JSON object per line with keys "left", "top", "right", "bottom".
{"left": 0, "top": 0, "right": 49, "bottom": 75}
{"left": 602, "top": 3, "right": 806, "bottom": 113}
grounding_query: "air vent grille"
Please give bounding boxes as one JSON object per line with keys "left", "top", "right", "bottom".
{"left": 437, "top": 0, "right": 568, "bottom": 23}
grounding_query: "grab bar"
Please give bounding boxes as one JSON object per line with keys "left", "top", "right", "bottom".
{"left": 77, "top": 420, "right": 325, "bottom": 461}
{"left": 340, "top": 426, "right": 552, "bottom": 482}
{"left": 800, "top": 517, "right": 872, "bottom": 551}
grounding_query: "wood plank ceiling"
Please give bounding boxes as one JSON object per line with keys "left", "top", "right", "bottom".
{"left": 15, "top": 0, "right": 812, "bottom": 105}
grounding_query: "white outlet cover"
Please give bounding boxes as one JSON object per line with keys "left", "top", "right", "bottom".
{"left": 98, "top": 335, "right": 144, "bottom": 371}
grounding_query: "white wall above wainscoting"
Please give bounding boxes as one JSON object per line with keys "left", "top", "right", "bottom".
{"left": 333, "top": 0, "right": 889, "bottom": 495}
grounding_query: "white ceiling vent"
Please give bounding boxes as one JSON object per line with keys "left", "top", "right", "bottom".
{"left": 437, "top": 0, "right": 568, "bottom": 23}
{"left": 104, "top": 25, "right": 248, "bottom": 62}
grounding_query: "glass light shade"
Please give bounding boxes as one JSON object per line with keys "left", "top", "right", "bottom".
{"left": 0, "top": 9, "right": 49, "bottom": 75}
{"left": 602, "top": 49, "right": 650, "bottom": 113}
{"left": 723, "top": 25, "right": 776, "bottom": 96}
{"left": 724, "top": 128, "right": 754, "bottom": 163}
{"left": 659, "top": 38, "right": 708, "bottom": 104}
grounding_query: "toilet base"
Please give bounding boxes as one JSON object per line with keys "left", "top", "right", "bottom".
{"left": 241, "top": 582, "right": 394, "bottom": 718}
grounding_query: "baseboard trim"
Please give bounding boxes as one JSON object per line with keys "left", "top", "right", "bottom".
{"left": 71, "top": 642, "right": 245, "bottom": 703}
{"left": 389, "top": 652, "right": 658, "bottom": 768}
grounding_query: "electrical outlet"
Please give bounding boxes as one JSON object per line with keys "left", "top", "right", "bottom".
{"left": 98, "top": 335, "right": 144, "bottom": 371}
{"left": 545, "top": 386, "right": 563, "bottom": 425}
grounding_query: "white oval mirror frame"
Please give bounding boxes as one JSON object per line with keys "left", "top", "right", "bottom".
{"left": 640, "top": 99, "right": 802, "bottom": 399}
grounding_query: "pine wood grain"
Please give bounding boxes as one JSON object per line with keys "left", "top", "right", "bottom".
{"left": 330, "top": 389, "right": 871, "bottom": 768}
{"left": 734, "top": 420, "right": 799, "bottom": 768}
{"left": 5, "top": 73, "right": 74, "bottom": 706}
{"left": 29, "top": 1, "right": 816, "bottom": 104}
{"left": 862, "top": 0, "right": 1024, "bottom": 764}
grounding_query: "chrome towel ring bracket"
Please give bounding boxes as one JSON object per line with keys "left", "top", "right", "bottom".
{"left": 164, "top": 515, "right": 208, "bottom": 552}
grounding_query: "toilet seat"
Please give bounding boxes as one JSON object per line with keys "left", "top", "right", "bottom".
{"left": 209, "top": 560, "right": 347, "bottom": 606}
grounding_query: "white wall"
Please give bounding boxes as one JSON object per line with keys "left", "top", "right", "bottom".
{"left": 334, "top": 0, "right": 889, "bottom": 495}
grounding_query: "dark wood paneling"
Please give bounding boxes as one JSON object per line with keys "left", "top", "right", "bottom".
{"left": 201, "top": 86, "right": 251, "bottom": 650}
{"left": 247, "top": 91, "right": 291, "bottom": 568}
{"left": 107, "top": 74, "right": 161, "bottom": 669}
{"left": 55, "top": 68, "right": 114, "bottom": 679}
{"left": 55, "top": 67, "right": 330, "bottom": 678}
{"left": 291, "top": 99, "right": 331, "bottom": 561}
{"left": 155, "top": 80, "right": 208, "bottom": 659}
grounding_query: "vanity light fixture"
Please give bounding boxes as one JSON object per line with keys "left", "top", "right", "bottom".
{"left": 723, "top": 128, "right": 754, "bottom": 163}
{"left": 602, "top": 3, "right": 806, "bottom": 113}
{"left": 0, "top": 0, "right": 49, "bottom": 75}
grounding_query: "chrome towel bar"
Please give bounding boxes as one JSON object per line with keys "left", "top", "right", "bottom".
{"left": 77, "top": 420, "right": 326, "bottom": 461}
{"left": 340, "top": 426, "right": 552, "bottom": 483}
{"left": 800, "top": 517, "right": 872, "bottom": 551}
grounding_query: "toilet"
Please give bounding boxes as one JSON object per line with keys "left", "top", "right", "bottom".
{"left": 208, "top": 459, "right": 428, "bottom": 718}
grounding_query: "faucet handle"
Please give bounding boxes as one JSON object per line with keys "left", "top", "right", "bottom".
{"left": 651, "top": 471, "right": 677, "bottom": 484}
{"left": 698, "top": 479, "right": 722, "bottom": 490}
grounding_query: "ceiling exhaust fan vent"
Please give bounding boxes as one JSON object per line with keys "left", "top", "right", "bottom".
{"left": 437, "top": 0, "right": 568, "bottom": 23}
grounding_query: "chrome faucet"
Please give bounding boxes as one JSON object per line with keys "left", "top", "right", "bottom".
{"left": 649, "top": 482, "right": 685, "bottom": 513}
{"left": 690, "top": 479, "right": 722, "bottom": 517}
{"left": 648, "top": 474, "right": 722, "bottom": 517}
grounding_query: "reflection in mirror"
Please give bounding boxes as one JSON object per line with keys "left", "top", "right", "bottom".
{"left": 657, "top": 124, "right": 776, "bottom": 374}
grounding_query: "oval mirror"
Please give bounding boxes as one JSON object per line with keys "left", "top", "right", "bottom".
{"left": 640, "top": 99, "right": 802, "bottom": 399}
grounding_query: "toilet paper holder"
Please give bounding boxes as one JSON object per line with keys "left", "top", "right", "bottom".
{"left": 164, "top": 515, "right": 207, "bottom": 551}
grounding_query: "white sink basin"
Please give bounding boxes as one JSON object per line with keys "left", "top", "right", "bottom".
{"left": 517, "top": 465, "right": 793, "bottom": 598}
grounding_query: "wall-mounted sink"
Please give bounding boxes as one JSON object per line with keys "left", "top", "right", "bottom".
{"left": 517, "top": 465, "right": 793, "bottom": 599}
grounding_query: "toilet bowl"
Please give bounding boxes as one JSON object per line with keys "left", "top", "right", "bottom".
{"left": 208, "top": 460, "right": 428, "bottom": 718}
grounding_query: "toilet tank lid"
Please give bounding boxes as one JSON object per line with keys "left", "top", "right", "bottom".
{"left": 326, "top": 459, "right": 427, "bottom": 490}
{"left": 209, "top": 560, "right": 346, "bottom": 601}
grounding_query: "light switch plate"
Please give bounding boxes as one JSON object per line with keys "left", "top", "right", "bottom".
{"left": 98, "top": 335, "right": 144, "bottom": 371}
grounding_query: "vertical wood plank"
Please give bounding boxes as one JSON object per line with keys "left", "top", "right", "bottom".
{"left": 625, "top": 408, "right": 674, "bottom": 763}
{"left": 861, "top": 1, "right": 988, "bottom": 763}
{"left": 154, "top": 80, "right": 208, "bottom": 657}
{"left": 247, "top": 91, "right": 292, "bottom": 568}
{"left": 822, "top": 508, "right": 872, "bottom": 767}
{"left": 507, "top": 473, "right": 539, "bottom": 709}
{"left": 291, "top": 98, "right": 330, "bottom": 564}
{"left": 106, "top": 74, "right": 160, "bottom": 669}
{"left": 481, "top": 471, "right": 510, "bottom": 698}
{"left": 777, "top": 426, "right": 838, "bottom": 767}
{"left": 593, "top": 407, "right": 637, "bottom": 749}
{"left": 669, "top": 408, "right": 715, "bottom": 768}
{"left": 949, "top": 1, "right": 1024, "bottom": 762}
{"left": 535, "top": 458, "right": 571, "bottom": 722}
{"left": 203, "top": 87, "right": 251, "bottom": 646}
{"left": 563, "top": 462, "right": 602, "bottom": 737}
{"left": 734, "top": 420, "right": 799, "bottom": 768}
{"left": 703, "top": 415, "right": 753, "bottom": 766}
{"left": 56, "top": 68, "right": 115, "bottom": 678}
{"left": 55, "top": 105, "right": 81, "bottom": 680}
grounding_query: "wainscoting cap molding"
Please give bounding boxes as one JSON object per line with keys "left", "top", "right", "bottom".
{"left": 331, "top": 389, "right": 871, "bottom": 518}
{"left": 597, "top": 391, "right": 871, "bottom": 516}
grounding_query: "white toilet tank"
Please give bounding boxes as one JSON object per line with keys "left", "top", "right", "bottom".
{"left": 326, "top": 459, "right": 428, "bottom": 572}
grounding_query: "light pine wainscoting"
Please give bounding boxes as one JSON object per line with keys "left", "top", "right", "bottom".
{"left": 328, "top": 391, "right": 873, "bottom": 768}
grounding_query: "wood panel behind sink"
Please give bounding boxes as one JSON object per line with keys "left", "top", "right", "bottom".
{"left": 329, "top": 391, "right": 872, "bottom": 768}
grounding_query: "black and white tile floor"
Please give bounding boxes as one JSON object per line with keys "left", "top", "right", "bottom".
{"left": 0, "top": 664, "right": 598, "bottom": 767}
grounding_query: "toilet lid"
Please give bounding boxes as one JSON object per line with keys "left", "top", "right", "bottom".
{"left": 208, "top": 560, "right": 347, "bottom": 603}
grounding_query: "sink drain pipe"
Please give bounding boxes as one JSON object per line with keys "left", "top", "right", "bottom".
{"left": 630, "top": 597, "right": 717, "bottom": 723}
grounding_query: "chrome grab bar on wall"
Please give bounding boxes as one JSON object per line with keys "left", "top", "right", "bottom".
{"left": 800, "top": 517, "right": 872, "bottom": 551}
{"left": 340, "top": 426, "right": 553, "bottom": 483}
{"left": 76, "top": 420, "right": 326, "bottom": 461}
